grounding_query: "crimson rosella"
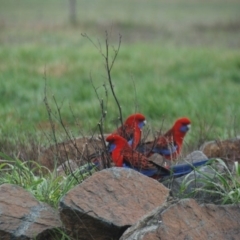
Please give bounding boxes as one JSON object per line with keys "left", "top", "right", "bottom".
{"left": 114, "top": 113, "right": 146, "bottom": 149}
{"left": 106, "top": 134, "right": 170, "bottom": 178}
{"left": 106, "top": 133, "right": 210, "bottom": 179}
{"left": 137, "top": 117, "right": 191, "bottom": 160}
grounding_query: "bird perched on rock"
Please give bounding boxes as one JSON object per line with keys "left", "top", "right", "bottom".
{"left": 106, "top": 134, "right": 209, "bottom": 180}
{"left": 113, "top": 113, "right": 146, "bottom": 149}
{"left": 137, "top": 117, "right": 191, "bottom": 160}
{"left": 106, "top": 134, "right": 170, "bottom": 178}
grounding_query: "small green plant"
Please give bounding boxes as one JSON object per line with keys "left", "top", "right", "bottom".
{"left": 221, "top": 161, "right": 240, "bottom": 204}
{"left": 57, "top": 162, "right": 97, "bottom": 202}
{"left": 0, "top": 152, "right": 97, "bottom": 208}
{"left": 179, "top": 158, "right": 240, "bottom": 204}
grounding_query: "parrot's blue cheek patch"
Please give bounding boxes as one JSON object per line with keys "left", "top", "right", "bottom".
{"left": 180, "top": 125, "right": 189, "bottom": 133}
{"left": 138, "top": 120, "right": 146, "bottom": 129}
{"left": 108, "top": 143, "right": 116, "bottom": 152}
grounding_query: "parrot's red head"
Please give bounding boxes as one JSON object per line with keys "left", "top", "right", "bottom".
{"left": 173, "top": 117, "right": 191, "bottom": 131}
{"left": 124, "top": 113, "right": 146, "bottom": 128}
{"left": 106, "top": 134, "right": 128, "bottom": 146}
{"left": 121, "top": 113, "right": 146, "bottom": 149}
{"left": 172, "top": 117, "right": 191, "bottom": 144}
{"left": 106, "top": 134, "right": 129, "bottom": 167}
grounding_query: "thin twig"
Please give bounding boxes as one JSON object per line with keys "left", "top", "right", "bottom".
{"left": 104, "top": 32, "right": 123, "bottom": 127}
{"left": 43, "top": 71, "right": 61, "bottom": 170}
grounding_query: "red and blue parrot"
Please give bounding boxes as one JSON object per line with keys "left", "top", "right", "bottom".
{"left": 106, "top": 133, "right": 209, "bottom": 179}
{"left": 113, "top": 113, "right": 146, "bottom": 149}
{"left": 106, "top": 134, "right": 170, "bottom": 178}
{"left": 85, "top": 113, "right": 146, "bottom": 170}
{"left": 137, "top": 117, "right": 191, "bottom": 160}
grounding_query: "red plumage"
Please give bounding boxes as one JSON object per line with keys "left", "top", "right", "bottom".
{"left": 113, "top": 113, "right": 146, "bottom": 149}
{"left": 138, "top": 117, "right": 191, "bottom": 160}
{"left": 106, "top": 134, "right": 155, "bottom": 169}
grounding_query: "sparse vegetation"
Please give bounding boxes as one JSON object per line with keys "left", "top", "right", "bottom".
{"left": 0, "top": 154, "right": 97, "bottom": 208}
{"left": 0, "top": 0, "right": 240, "bottom": 238}
{"left": 1, "top": 0, "right": 240, "bottom": 146}
{"left": 196, "top": 159, "right": 240, "bottom": 204}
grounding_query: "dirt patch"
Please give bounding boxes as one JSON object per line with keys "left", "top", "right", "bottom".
{"left": 194, "top": 21, "right": 240, "bottom": 32}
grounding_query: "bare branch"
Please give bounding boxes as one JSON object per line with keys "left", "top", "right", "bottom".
{"left": 43, "top": 70, "right": 61, "bottom": 170}
{"left": 109, "top": 34, "right": 122, "bottom": 72}
{"left": 81, "top": 33, "right": 105, "bottom": 58}
{"left": 104, "top": 31, "right": 123, "bottom": 127}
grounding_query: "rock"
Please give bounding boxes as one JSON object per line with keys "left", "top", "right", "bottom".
{"left": 0, "top": 184, "right": 62, "bottom": 240}
{"left": 184, "top": 150, "right": 208, "bottom": 162}
{"left": 150, "top": 151, "right": 209, "bottom": 169}
{"left": 59, "top": 167, "right": 169, "bottom": 240}
{"left": 38, "top": 136, "right": 105, "bottom": 171}
{"left": 121, "top": 198, "right": 240, "bottom": 240}
{"left": 56, "top": 159, "right": 79, "bottom": 176}
{"left": 164, "top": 165, "right": 219, "bottom": 203}
{"left": 201, "top": 137, "right": 240, "bottom": 164}
{"left": 149, "top": 153, "right": 168, "bottom": 167}
{"left": 162, "top": 151, "right": 219, "bottom": 203}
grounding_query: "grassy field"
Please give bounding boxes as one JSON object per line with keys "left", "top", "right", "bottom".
{"left": 1, "top": 2, "right": 240, "bottom": 236}
{"left": 1, "top": 0, "right": 240, "bottom": 152}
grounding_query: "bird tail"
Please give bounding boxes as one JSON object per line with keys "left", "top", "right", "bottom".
{"left": 170, "top": 159, "right": 210, "bottom": 177}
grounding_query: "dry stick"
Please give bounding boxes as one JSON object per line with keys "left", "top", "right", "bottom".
{"left": 83, "top": 32, "right": 139, "bottom": 169}
{"left": 100, "top": 83, "right": 113, "bottom": 167}
{"left": 89, "top": 74, "right": 111, "bottom": 168}
{"left": 52, "top": 96, "right": 84, "bottom": 183}
{"left": 52, "top": 96, "right": 81, "bottom": 156}
{"left": 52, "top": 96, "right": 91, "bottom": 163}
{"left": 82, "top": 32, "right": 123, "bottom": 127}
{"left": 104, "top": 32, "right": 123, "bottom": 127}
{"left": 44, "top": 78, "right": 81, "bottom": 181}
{"left": 89, "top": 72, "right": 107, "bottom": 127}
{"left": 82, "top": 33, "right": 124, "bottom": 167}
{"left": 43, "top": 73, "right": 62, "bottom": 171}
{"left": 102, "top": 33, "right": 124, "bottom": 166}
{"left": 69, "top": 100, "right": 107, "bottom": 172}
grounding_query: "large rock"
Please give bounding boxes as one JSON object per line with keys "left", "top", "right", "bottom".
{"left": 56, "top": 159, "right": 79, "bottom": 176}
{"left": 163, "top": 165, "right": 219, "bottom": 203}
{"left": 183, "top": 150, "right": 208, "bottom": 162}
{"left": 121, "top": 198, "right": 240, "bottom": 240}
{"left": 201, "top": 137, "right": 240, "bottom": 164}
{"left": 59, "top": 167, "right": 170, "bottom": 240}
{"left": 0, "top": 184, "right": 62, "bottom": 240}
{"left": 162, "top": 151, "right": 219, "bottom": 203}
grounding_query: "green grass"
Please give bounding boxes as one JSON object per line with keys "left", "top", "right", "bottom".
{"left": 180, "top": 159, "right": 240, "bottom": 204}
{"left": 0, "top": 3, "right": 240, "bottom": 237}
{"left": 0, "top": 0, "right": 240, "bottom": 148}
{"left": 1, "top": 43, "right": 240, "bottom": 146}
{"left": 0, "top": 154, "right": 97, "bottom": 208}
{"left": 0, "top": 155, "right": 96, "bottom": 238}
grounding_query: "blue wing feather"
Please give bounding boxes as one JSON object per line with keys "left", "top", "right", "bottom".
{"left": 152, "top": 145, "right": 178, "bottom": 156}
{"left": 171, "top": 159, "right": 210, "bottom": 177}
{"left": 123, "top": 159, "right": 210, "bottom": 178}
